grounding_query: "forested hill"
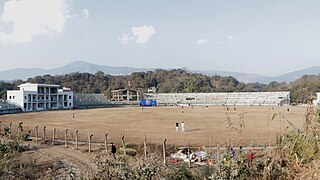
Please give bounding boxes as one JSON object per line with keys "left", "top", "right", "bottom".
{"left": 0, "top": 69, "right": 319, "bottom": 104}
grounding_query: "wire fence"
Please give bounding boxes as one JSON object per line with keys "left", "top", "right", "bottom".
{"left": 0, "top": 121, "right": 281, "bottom": 152}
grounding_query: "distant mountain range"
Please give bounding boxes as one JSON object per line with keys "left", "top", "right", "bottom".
{"left": 194, "top": 66, "right": 320, "bottom": 83}
{"left": 0, "top": 61, "right": 320, "bottom": 83}
{"left": 0, "top": 61, "right": 154, "bottom": 81}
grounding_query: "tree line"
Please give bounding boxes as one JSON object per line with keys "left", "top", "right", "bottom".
{"left": 0, "top": 69, "right": 319, "bottom": 104}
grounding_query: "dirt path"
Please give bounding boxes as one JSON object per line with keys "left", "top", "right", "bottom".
{"left": 42, "top": 146, "right": 97, "bottom": 176}
{"left": 23, "top": 142, "right": 97, "bottom": 179}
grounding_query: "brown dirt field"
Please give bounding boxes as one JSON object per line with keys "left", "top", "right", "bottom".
{"left": 0, "top": 105, "right": 307, "bottom": 147}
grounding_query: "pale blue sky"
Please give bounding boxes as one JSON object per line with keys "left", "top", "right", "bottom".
{"left": 0, "top": 0, "right": 320, "bottom": 76}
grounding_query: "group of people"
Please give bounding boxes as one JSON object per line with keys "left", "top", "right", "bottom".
{"left": 228, "top": 147, "right": 254, "bottom": 166}
{"left": 175, "top": 122, "right": 185, "bottom": 133}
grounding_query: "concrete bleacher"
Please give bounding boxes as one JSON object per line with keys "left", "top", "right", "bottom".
{"left": 145, "top": 92, "right": 290, "bottom": 106}
{"left": 0, "top": 100, "right": 22, "bottom": 114}
{"left": 74, "top": 93, "right": 139, "bottom": 108}
{"left": 74, "top": 93, "right": 115, "bottom": 108}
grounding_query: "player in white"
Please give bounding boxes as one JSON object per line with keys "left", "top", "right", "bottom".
{"left": 181, "top": 122, "right": 185, "bottom": 133}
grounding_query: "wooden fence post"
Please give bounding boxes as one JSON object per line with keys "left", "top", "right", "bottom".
{"left": 209, "top": 131, "right": 212, "bottom": 147}
{"left": 144, "top": 134, "right": 147, "bottom": 160}
{"left": 188, "top": 142, "right": 191, "bottom": 168}
{"left": 87, "top": 130, "right": 90, "bottom": 151}
{"left": 17, "top": 124, "right": 20, "bottom": 138}
{"left": 43, "top": 126, "right": 46, "bottom": 142}
{"left": 9, "top": 123, "right": 12, "bottom": 138}
{"left": 163, "top": 139, "right": 167, "bottom": 165}
{"left": 52, "top": 128, "right": 56, "bottom": 146}
{"left": 65, "top": 129, "right": 68, "bottom": 148}
{"left": 18, "top": 122, "right": 23, "bottom": 138}
{"left": 105, "top": 133, "right": 108, "bottom": 154}
{"left": 89, "top": 134, "right": 93, "bottom": 152}
{"left": 217, "top": 144, "right": 221, "bottom": 175}
{"left": 75, "top": 130, "right": 79, "bottom": 149}
{"left": 35, "top": 125, "right": 38, "bottom": 142}
{"left": 122, "top": 135, "right": 126, "bottom": 155}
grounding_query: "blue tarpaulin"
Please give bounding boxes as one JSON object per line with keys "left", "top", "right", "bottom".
{"left": 140, "top": 99, "right": 157, "bottom": 106}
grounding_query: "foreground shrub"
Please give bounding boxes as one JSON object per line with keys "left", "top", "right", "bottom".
{"left": 0, "top": 141, "right": 19, "bottom": 156}
{"left": 94, "top": 154, "right": 161, "bottom": 180}
{"left": 279, "top": 131, "right": 319, "bottom": 164}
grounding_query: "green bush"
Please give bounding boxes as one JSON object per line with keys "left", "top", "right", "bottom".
{"left": 0, "top": 141, "right": 20, "bottom": 157}
{"left": 279, "top": 131, "right": 319, "bottom": 163}
{"left": 94, "top": 155, "right": 161, "bottom": 180}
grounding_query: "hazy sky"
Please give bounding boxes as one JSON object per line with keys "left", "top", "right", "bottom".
{"left": 1, "top": 0, "right": 320, "bottom": 76}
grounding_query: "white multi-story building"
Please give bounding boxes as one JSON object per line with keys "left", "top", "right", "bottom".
{"left": 7, "top": 83, "right": 73, "bottom": 112}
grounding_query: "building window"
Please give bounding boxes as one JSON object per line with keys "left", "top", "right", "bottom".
{"left": 13, "top": 96, "right": 15, "bottom": 99}
{"left": 69, "top": 103, "right": 71, "bottom": 106}
{"left": 25, "top": 96, "right": 27, "bottom": 100}
{"left": 69, "top": 96, "right": 72, "bottom": 99}
{"left": 9, "top": 96, "right": 11, "bottom": 99}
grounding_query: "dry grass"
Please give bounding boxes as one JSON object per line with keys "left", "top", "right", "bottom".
{"left": 1, "top": 105, "right": 307, "bottom": 147}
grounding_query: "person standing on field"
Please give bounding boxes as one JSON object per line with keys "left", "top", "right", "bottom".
{"left": 181, "top": 122, "right": 185, "bottom": 133}
{"left": 175, "top": 122, "right": 179, "bottom": 132}
{"left": 111, "top": 143, "right": 117, "bottom": 159}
